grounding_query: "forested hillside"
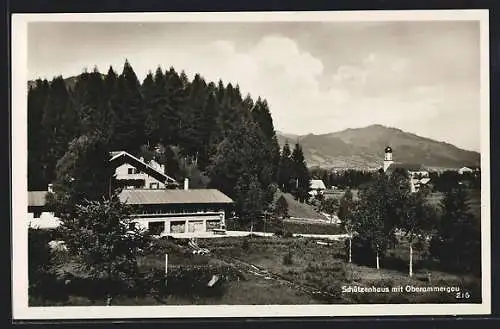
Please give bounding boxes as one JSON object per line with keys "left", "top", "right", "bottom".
{"left": 28, "top": 60, "right": 291, "bottom": 215}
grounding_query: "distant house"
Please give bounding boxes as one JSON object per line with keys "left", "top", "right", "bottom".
{"left": 28, "top": 150, "right": 233, "bottom": 236}
{"left": 458, "top": 166, "right": 474, "bottom": 175}
{"left": 382, "top": 146, "right": 430, "bottom": 193}
{"left": 309, "top": 179, "right": 326, "bottom": 197}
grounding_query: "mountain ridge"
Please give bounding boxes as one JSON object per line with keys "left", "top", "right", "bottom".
{"left": 276, "top": 124, "right": 480, "bottom": 170}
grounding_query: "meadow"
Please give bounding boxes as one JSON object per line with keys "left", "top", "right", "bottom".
{"left": 29, "top": 232, "right": 481, "bottom": 306}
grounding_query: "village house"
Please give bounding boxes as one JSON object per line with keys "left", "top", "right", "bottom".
{"left": 27, "top": 151, "right": 233, "bottom": 236}
{"left": 458, "top": 166, "right": 480, "bottom": 175}
{"left": 382, "top": 146, "right": 431, "bottom": 193}
{"left": 309, "top": 179, "right": 327, "bottom": 197}
{"left": 110, "top": 151, "right": 179, "bottom": 189}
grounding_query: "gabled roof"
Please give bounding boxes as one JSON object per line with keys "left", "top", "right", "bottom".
{"left": 386, "top": 163, "right": 426, "bottom": 172}
{"left": 109, "top": 151, "right": 178, "bottom": 186}
{"left": 28, "top": 191, "right": 48, "bottom": 207}
{"left": 418, "top": 177, "right": 431, "bottom": 185}
{"left": 118, "top": 189, "right": 233, "bottom": 205}
{"left": 310, "top": 179, "right": 326, "bottom": 190}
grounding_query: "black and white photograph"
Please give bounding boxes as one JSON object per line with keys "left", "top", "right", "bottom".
{"left": 11, "top": 10, "right": 491, "bottom": 319}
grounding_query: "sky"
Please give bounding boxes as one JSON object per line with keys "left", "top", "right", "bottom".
{"left": 28, "top": 20, "right": 482, "bottom": 152}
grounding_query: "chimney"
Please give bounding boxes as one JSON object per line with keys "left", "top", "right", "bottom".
{"left": 48, "top": 184, "right": 54, "bottom": 193}
{"left": 184, "top": 178, "right": 189, "bottom": 190}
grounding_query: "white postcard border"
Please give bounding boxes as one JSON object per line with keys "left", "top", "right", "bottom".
{"left": 11, "top": 9, "right": 491, "bottom": 320}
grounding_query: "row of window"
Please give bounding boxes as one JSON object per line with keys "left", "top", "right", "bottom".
{"left": 136, "top": 208, "right": 225, "bottom": 215}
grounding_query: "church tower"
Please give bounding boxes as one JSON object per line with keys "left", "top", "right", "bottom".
{"left": 383, "top": 146, "right": 394, "bottom": 172}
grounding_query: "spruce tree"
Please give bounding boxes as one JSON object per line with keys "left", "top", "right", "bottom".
{"left": 28, "top": 79, "right": 51, "bottom": 189}
{"left": 291, "top": 143, "right": 311, "bottom": 202}
{"left": 41, "top": 76, "right": 78, "bottom": 184}
{"left": 109, "top": 60, "right": 145, "bottom": 152}
{"left": 278, "top": 142, "right": 294, "bottom": 192}
{"left": 208, "top": 118, "right": 273, "bottom": 216}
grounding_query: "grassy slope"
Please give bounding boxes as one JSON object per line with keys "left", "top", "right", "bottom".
{"left": 275, "top": 192, "right": 328, "bottom": 220}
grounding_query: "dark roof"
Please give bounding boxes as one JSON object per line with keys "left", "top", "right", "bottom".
{"left": 385, "top": 146, "right": 393, "bottom": 153}
{"left": 118, "top": 189, "right": 233, "bottom": 205}
{"left": 27, "top": 188, "right": 233, "bottom": 207}
{"left": 28, "top": 191, "right": 48, "bottom": 207}
{"left": 109, "top": 151, "right": 178, "bottom": 186}
{"left": 386, "top": 163, "right": 425, "bottom": 172}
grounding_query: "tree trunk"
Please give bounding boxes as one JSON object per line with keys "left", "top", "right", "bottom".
{"left": 409, "top": 243, "right": 413, "bottom": 277}
{"left": 348, "top": 237, "right": 352, "bottom": 263}
{"left": 376, "top": 249, "right": 380, "bottom": 270}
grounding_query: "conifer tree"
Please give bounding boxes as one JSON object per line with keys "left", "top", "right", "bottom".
{"left": 291, "top": 143, "right": 311, "bottom": 202}
{"left": 208, "top": 118, "right": 273, "bottom": 217}
{"left": 28, "top": 79, "right": 51, "bottom": 189}
{"left": 430, "top": 186, "right": 480, "bottom": 274}
{"left": 278, "top": 142, "right": 294, "bottom": 192}
{"left": 109, "top": 60, "right": 145, "bottom": 152}
{"left": 41, "top": 76, "right": 79, "bottom": 184}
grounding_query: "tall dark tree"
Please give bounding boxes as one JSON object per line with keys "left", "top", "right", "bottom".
{"left": 72, "top": 68, "right": 108, "bottom": 136}
{"left": 251, "top": 98, "right": 281, "bottom": 181}
{"left": 28, "top": 79, "right": 51, "bottom": 189}
{"left": 41, "top": 76, "right": 79, "bottom": 184}
{"left": 291, "top": 143, "right": 310, "bottom": 202}
{"left": 208, "top": 118, "right": 274, "bottom": 217}
{"left": 234, "top": 173, "right": 263, "bottom": 231}
{"left": 141, "top": 71, "right": 159, "bottom": 145}
{"left": 430, "top": 186, "right": 481, "bottom": 274}
{"left": 108, "top": 60, "right": 145, "bottom": 152}
{"left": 278, "top": 142, "right": 294, "bottom": 192}
{"left": 198, "top": 92, "right": 219, "bottom": 169}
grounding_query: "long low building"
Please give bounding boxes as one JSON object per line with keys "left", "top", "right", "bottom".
{"left": 27, "top": 188, "right": 233, "bottom": 236}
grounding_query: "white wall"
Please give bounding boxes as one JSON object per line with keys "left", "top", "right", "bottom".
{"left": 114, "top": 163, "right": 165, "bottom": 189}
{"left": 28, "top": 212, "right": 61, "bottom": 229}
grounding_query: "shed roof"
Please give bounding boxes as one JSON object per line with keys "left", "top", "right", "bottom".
{"left": 118, "top": 189, "right": 233, "bottom": 205}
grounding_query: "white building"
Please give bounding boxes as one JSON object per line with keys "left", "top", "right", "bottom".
{"left": 383, "top": 146, "right": 431, "bottom": 193}
{"left": 110, "top": 151, "right": 178, "bottom": 189}
{"left": 309, "top": 179, "right": 327, "bottom": 197}
{"left": 28, "top": 151, "right": 233, "bottom": 237}
{"left": 458, "top": 166, "right": 474, "bottom": 175}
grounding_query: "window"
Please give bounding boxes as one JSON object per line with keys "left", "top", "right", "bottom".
{"left": 128, "top": 168, "right": 134, "bottom": 174}
{"left": 150, "top": 182, "right": 159, "bottom": 189}
{"left": 33, "top": 211, "right": 42, "bottom": 218}
{"left": 148, "top": 221, "right": 165, "bottom": 235}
